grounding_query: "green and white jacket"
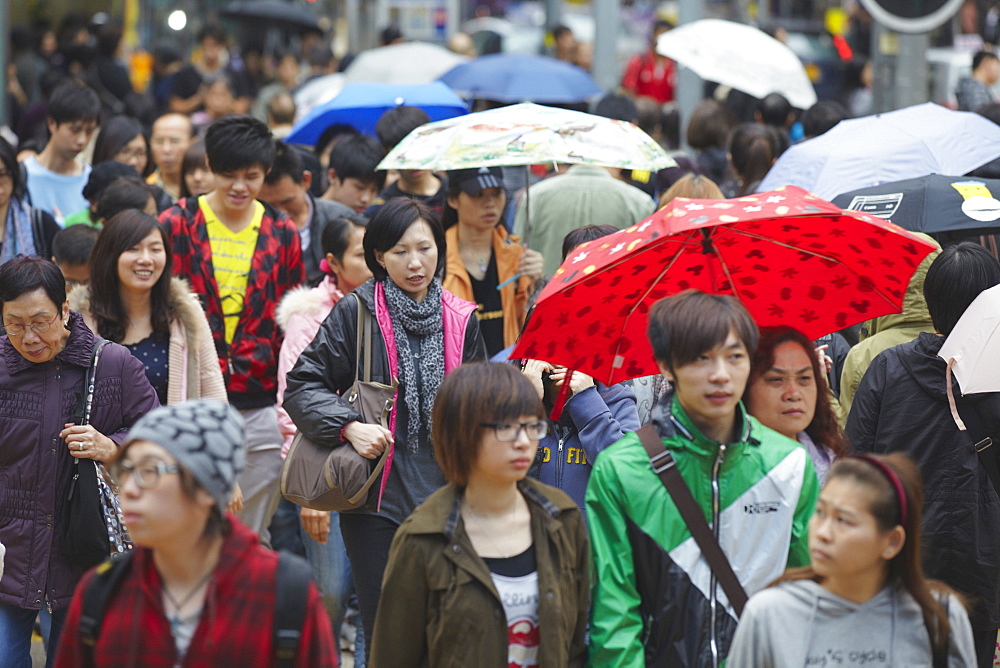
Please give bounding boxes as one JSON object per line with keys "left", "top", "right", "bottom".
{"left": 586, "top": 393, "right": 819, "bottom": 668}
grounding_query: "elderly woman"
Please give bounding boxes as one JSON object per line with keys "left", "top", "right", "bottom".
{"left": 284, "top": 197, "right": 487, "bottom": 663}
{"left": 0, "top": 256, "right": 158, "bottom": 666}
{"left": 54, "top": 400, "right": 337, "bottom": 666}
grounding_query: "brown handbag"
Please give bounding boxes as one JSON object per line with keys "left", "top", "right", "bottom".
{"left": 281, "top": 297, "right": 398, "bottom": 511}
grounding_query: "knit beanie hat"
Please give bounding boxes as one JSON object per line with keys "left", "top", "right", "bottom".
{"left": 126, "top": 399, "right": 246, "bottom": 509}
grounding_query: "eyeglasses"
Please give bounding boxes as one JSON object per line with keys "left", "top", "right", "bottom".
{"left": 112, "top": 460, "right": 181, "bottom": 490}
{"left": 481, "top": 421, "right": 548, "bottom": 442}
{"left": 0, "top": 169, "right": 12, "bottom": 185}
{"left": 2, "top": 312, "right": 60, "bottom": 336}
{"left": 116, "top": 148, "right": 147, "bottom": 161}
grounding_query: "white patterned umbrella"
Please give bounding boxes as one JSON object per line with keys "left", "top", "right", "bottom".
{"left": 377, "top": 102, "right": 676, "bottom": 172}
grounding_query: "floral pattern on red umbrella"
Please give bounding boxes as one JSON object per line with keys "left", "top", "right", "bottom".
{"left": 512, "top": 186, "right": 939, "bottom": 386}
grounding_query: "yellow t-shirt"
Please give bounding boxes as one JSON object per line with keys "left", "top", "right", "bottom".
{"left": 201, "top": 198, "right": 264, "bottom": 345}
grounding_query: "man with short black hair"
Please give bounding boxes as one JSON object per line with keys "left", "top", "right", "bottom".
{"left": 160, "top": 115, "right": 304, "bottom": 545}
{"left": 51, "top": 224, "right": 100, "bottom": 290}
{"left": 369, "top": 106, "right": 446, "bottom": 218}
{"left": 322, "top": 134, "right": 386, "bottom": 213}
{"left": 848, "top": 243, "right": 1000, "bottom": 667}
{"left": 22, "top": 81, "right": 101, "bottom": 224}
{"left": 260, "top": 141, "right": 354, "bottom": 285}
{"left": 957, "top": 51, "right": 1000, "bottom": 112}
{"left": 587, "top": 290, "right": 818, "bottom": 667}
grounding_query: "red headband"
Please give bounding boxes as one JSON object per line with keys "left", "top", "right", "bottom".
{"left": 848, "top": 454, "right": 908, "bottom": 526}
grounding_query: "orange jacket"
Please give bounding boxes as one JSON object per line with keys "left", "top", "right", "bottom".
{"left": 444, "top": 225, "right": 532, "bottom": 348}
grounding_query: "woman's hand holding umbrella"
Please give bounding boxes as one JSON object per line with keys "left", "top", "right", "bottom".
{"left": 60, "top": 423, "right": 117, "bottom": 462}
{"left": 550, "top": 366, "right": 594, "bottom": 397}
{"left": 519, "top": 249, "right": 544, "bottom": 283}
{"left": 343, "top": 421, "right": 394, "bottom": 459}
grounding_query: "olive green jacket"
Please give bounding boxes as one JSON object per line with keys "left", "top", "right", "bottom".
{"left": 370, "top": 478, "right": 589, "bottom": 667}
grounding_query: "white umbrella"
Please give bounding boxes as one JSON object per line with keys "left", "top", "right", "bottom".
{"left": 940, "top": 283, "right": 1000, "bottom": 397}
{"left": 656, "top": 19, "right": 817, "bottom": 109}
{"left": 293, "top": 73, "right": 346, "bottom": 123}
{"left": 345, "top": 42, "right": 469, "bottom": 85}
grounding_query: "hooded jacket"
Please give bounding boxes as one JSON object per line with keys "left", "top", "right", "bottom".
{"left": 586, "top": 393, "right": 819, "bottom": 668}
{"left": 275, "top": 276, "right": 344, "bottom": 457}
{"left": 275, "top": 275, "right": 344, "bottom": 456}
{"left": 370, "top": 478, "right": 589, "bottom": 667}
{"left": 70, "top": 277, "right": 228, "bottom": 405}
{"left": 0, "top": 311, "right": 159, "bottom": 611}
{"left": 838, "top": 238, "right": 940, "bottom": 421}
{"left": 727, "top": 579, "right": 975, "bottom": 667}
{"left": 283, "top": 279, "right": 487, "bottom": 523}
{"left": 53, "top": 518, "right": 338, "bottom": 667}
{"left": 534, "top": 382, "right": 640, "bottom": 513}
{"left": 846, "top": 332, "right": 1000, "bottom": 630}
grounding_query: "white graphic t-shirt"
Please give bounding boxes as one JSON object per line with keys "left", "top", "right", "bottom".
{"left": 485, "top": 546, "right": 540, "bottom": 668}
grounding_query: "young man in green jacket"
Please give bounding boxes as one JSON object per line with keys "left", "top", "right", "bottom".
{"left": 586, "top": 290, "right": 819, "bottom": 668}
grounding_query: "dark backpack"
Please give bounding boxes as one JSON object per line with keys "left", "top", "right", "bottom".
{"left": 78, "top": 550, "right": 313, "bottom": 667}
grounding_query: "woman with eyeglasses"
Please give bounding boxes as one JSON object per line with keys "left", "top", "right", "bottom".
{"left": 370, "top": 362, "right": 589, "bottom": 667}
{"left": 0, "top": 136, "right": 60, "bottom": 263}
{"left": 0, "top": 256, "right": 158, "bottom": 666}
{"left": 54, "top": 400, "right": 338, "bottom": 666}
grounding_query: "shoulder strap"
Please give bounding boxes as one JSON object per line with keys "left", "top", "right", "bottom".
{"left": 82, "top": 340, "right": 111, "bottom": 426}
{"left": 353, "top": 296, "right": 375, "bottom": 384}
{"left": 636, "top": 424, "right": 749, "bottom": 617}
{"left": 79, "top": 552, "right": 134, "bottom": 664}
{"left": 955, "top": 402, "right": 1000, "bottom": 497}
{"left": 274, "top": 551, "right": 313, "bottom": 668}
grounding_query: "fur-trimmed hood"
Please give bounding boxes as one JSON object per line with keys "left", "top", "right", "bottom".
{"left": 68, "top": 277, "right": 210, "bottom": 347}
{"left": 275, "top": 275, "right": 343, "bottom": 333}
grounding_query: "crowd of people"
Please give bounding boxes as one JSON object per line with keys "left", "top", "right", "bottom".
{"left": 1, "top": 11, "right": 1000, "bottom": 668}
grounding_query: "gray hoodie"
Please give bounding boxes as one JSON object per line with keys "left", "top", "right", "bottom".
{"left": 727, "top": 579, "right": 975, "bottom": 667}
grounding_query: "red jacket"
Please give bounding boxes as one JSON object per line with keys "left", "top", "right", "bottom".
{"left": 54, "top": 518, "right": 338, "bottom": 667}
{"left": 159, "top": 196, "right": 305, "bottom": 409}
{"left": 622, "top": 50, "right": 676, "bottom": 104}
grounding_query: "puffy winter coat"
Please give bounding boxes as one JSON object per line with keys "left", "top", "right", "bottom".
{"left": 0, "top": 311, "right": 159, "bottom": 611}
{"left": 847, "top": 332, "right": 1000, "bottom": 631}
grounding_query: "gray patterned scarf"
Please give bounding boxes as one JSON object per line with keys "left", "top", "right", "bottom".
{"left": 383, "top": 278, "right": 445, "bottom": 452}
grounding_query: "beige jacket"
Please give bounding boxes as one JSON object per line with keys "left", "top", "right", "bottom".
{"left": 69, "top": 278, "right": 227, "bottom": 405}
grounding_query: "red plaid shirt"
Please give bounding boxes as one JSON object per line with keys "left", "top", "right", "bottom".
{"left": 159, "top": 196, "right": 305, "bottom": 409}
{"left": 54, "top": 518, "right": 338, "bottom": 667}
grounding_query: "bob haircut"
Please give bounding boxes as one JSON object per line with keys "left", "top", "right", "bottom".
{"left": 745, "top": 326, "right": 849, "bottom": 458}
{"left": 363, "top": 198, "right": 446, "bottom": 281}
{"left": 923, "top": 242, "right": 1000, "bottom": 337}
{"left": 88, "top": 210, "right": 173, "bottom": 343}
{"left": 322, "top": 213, "right": 368, "bottom": 260}
{"left": 204, "top": 114, "right": 275, "bottom": 175}
{"left": 431, "top": 362, "right": 545, "bottom": 486}
{"left": 647, "top": 289, "right": 758, "bottom": 373}
{"left": 93, "top": 115, "right": 151, "bottom": 176}
{"left": 0, "top": 255, "right": 67, "bottom": 308}
{"left": 179, "top": 140, "right": 208, "bottom": 199}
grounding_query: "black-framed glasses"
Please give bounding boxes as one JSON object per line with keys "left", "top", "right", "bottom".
{"left": 2, "top": 312, "right": 60, "bottom": 336}
{"left": 481, "top": 421, "right": 548, "bottom": 442}
{"left": 112, "top": 460, "right": 182, "bottom": 490}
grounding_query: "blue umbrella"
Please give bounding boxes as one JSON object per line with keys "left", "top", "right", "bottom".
{"left": 285, "top": 81, "right": 468, "bottom": 146}
{"left": 439, "top": 54, "right": 602, "bottom": 104}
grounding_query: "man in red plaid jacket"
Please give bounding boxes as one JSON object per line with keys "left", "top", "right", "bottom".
{"left": 159, "top": 116, "right": 304, "bottom": 545}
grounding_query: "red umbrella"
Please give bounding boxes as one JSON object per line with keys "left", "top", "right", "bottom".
{"left": 512, "top": 186, "right": 938, "bottom": 386}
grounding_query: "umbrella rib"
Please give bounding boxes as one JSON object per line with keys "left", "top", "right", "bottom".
{"left": 727, "top": 226, "right": 901, "bottom": 311}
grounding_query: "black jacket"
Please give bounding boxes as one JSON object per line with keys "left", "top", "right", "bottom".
{"left": 304, "top": 196, "right": 354, "bottom": 286}
{"left": 847, "top": 332, "right": 1000, "bottom": 629}
{"left": 282, "top": 280, "right": 486, "bottom": 520}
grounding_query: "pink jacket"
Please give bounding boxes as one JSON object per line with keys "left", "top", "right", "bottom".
{"left": 276, "top": 276, "right": 344, "bottom": 457}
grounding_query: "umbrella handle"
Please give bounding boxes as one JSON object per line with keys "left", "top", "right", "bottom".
{"left": 521, "top": 164, "right": 532, "bottom": 250}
